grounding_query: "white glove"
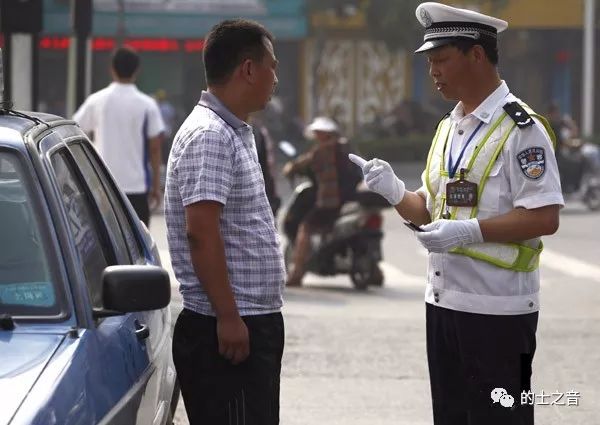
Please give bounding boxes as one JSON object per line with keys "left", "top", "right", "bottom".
{"left": 415, "top": 218, "right": 484, "bottom": 253}
{"left": 349, "top": 154, "right": 405, "bottom": 205}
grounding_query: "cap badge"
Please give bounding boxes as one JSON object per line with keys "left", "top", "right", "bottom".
{"left": 420, "top": 9, "right": 433, "bottom": 27}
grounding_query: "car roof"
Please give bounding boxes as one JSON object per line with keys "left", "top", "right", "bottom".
{"left": 0, "top": 111, "right": 76, "bottom": 152}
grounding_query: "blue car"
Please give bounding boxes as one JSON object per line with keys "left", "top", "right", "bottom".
{"left": 0, "top": 110, "right": 178, "bottom": 425}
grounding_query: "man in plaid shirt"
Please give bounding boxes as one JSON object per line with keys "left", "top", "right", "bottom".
{"left": 164, "top": 19, "right": 284, "bottom": 425}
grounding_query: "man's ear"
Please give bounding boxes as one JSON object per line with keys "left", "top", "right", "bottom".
{"left": 471, "top": 45, "right": 486, "bottom": 63}
{"left": 240, "top": 58, "right": 255, "bottom": 83}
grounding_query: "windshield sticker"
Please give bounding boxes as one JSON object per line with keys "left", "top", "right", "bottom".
{"left": 0, "top": 282, "right": 55, "bottom": 307}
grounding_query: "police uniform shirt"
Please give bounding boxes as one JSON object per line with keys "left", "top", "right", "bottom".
{"left": 416, "top": 81, "right": 565, "bottom": 315}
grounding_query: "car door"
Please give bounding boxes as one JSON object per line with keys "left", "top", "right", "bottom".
{"left": 69, "top": 141, "right": 174, "bottom": 425}
{"left": 48, "top": 142, "right": 153, "bottom": 424}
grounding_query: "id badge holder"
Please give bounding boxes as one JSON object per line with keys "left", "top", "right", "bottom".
{"left": 446, "top": 168, "right": 478, "bottom": 208}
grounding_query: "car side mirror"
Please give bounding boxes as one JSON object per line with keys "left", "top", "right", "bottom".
{"left": 96, "top": 265, "right": 170, "bottom": 317}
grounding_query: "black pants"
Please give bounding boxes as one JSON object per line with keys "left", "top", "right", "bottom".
{"left": 426, "top": 303, "right": 538, "bottom": 425}
{"left": 126, "top": 193, "right": 150, "bottom": 226}
{"left": 173, "top": 309, "right": 285, "bottom": 425}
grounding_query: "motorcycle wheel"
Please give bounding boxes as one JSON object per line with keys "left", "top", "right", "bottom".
{"left": 584, "top": 186, "right": 600, "bottom": 211}
{"left": 350, "top": 256, "right": 381, "bottom": 290}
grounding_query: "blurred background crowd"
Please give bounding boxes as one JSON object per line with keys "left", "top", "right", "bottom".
{"left": 3, "top": 0, "right": 599, "bottom": 162}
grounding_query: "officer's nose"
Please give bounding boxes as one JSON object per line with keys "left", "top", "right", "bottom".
{"left": 429, "top": 63, "right": 440, "bottom": 79}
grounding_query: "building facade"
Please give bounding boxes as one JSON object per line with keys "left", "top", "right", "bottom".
{"left": 37, "top": 0, "right": 306, "bottom": 121}
{"left": 304, "top": 0, "right": 599, "bottom": 137}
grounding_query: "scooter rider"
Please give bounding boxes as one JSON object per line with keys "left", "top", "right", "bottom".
{"left": 350, "top": 3, "right": 563, "bottom": 424}
{"left": 283, "top": 116, "right": 359, "bottom": 287}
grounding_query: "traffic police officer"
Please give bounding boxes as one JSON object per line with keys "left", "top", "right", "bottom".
{"left": 350, "top": 2, "right": 564, "bottom": 424}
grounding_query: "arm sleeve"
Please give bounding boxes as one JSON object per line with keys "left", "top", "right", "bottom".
{"left": 415, "top": 169, "right": 429, "bottom": 198}
{"left": 146, "top": 100, "right": 166, "bottom": 139}
{"left": 72, "top": 98, "right": 95, "bottom": 133}
{"left": 176, "top": 130, "right": 235, "bottom": 207}
{"left": 415, "top": 169, "right": 432, "bottom": 214}
{"left": 506, "top": 118, "right": 565, "bottom": 209}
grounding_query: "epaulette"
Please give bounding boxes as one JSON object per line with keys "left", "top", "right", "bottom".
{"left": 503, "top": 102, "right": 534, "bottom": 128}
{"left": 435, "top": 109, "right": 452, "bottom": 130}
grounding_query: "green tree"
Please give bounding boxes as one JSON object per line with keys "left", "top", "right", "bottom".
{"left": 305, "top": 0, "right": 362, "bottom": 17}
{"left": 365, "top": 0, "right": 423, "bottom": 51}
{"left": 365, "top": 0, "right": 510, "bottom": 51}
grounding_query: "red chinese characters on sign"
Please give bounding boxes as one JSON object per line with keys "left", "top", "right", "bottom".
{"left": 38, "top": 36, "right": 205, "bottom": 53}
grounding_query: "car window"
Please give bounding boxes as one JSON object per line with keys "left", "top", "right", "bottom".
{"left": 76, "top": 143, "right": 144, "bottom": 264}
{"left": 0, "top": 152, "right": 59, "bottom": 316}
{"left": 51, "top": 150, "right": 110, "bottom": 310}
{"left": 69, "top": 144, "right": 132, "bottom": 264}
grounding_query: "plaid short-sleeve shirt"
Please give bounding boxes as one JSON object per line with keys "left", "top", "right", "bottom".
{"left": 164, "top": 91, "right": 285, "bottom": 316}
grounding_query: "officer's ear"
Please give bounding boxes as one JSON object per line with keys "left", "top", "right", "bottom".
{"left": 471, "top": 44, "right": 487, "bottom": 64}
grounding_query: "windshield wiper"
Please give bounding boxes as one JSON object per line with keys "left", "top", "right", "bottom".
{"left": 0, "top": 313, "right": 15, "bottom": 330}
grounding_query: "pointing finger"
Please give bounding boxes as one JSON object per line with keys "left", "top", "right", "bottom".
{"left": 348, "top": 153, "right": 367, "bottom": 168}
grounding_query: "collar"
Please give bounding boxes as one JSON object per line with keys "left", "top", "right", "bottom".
{"left": 198, "top": 90, "right": 247, "bottom": 130}
{"left": 109, "top": 82, "right": 137, "bottom": 90}
{"left": 450, "top": 80, "right": 510, "bottom": 124}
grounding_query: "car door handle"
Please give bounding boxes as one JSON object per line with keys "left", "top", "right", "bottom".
{"left": 134, "top": 319, "right": 150, "bottom": 340}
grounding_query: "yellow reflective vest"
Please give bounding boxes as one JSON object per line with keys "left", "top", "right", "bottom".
{"left": 423, "top": 103, "right": 556, "bottom": 272}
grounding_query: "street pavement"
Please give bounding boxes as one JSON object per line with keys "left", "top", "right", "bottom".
{"left": 150, "top": 162, "right": 599, "bottom": 425}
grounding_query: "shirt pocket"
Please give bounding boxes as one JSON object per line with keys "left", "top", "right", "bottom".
{"left": 478, "top": 159, "right": 504, "bottom": 217}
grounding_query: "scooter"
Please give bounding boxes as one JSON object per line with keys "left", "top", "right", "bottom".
{"left": 278, "top": 141, "right": 389, "bottom": 290}
{"left": 558, "top": 138, "right": 600, "bottom": 211}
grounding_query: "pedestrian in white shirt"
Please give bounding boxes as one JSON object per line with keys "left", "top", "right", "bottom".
{"left": 350, "top": 2, "right": 563, "bottom": 424}
{"left": 73, "top": 46, "right": 165, "bottom": 226}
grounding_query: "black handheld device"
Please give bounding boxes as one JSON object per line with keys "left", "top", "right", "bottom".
{"left": 403, "top": 221, "right": 425, "bottom": 232}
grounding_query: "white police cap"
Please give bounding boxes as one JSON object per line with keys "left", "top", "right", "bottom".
{"left": 415, "top": 2, "right": 508, "bottom": 53}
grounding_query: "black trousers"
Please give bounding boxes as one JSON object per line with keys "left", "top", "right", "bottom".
{"left": 126, "top": 193, "right": 150, "bottom": 227}
{"left": 173, "top": 309, "right": 285, "bottom": 425}
{"left": 426, "top": 303, "right": 538, "bottom": 425}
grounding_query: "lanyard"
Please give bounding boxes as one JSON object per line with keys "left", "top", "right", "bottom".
{"left": 447, "top": 121, "right": 484, "bottom": 179}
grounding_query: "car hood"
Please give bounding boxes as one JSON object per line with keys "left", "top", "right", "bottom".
{"left": 0, "top": 333, "right": 65, "bottom": 424}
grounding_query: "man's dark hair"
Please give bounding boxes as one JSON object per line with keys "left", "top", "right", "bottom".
{"left": 111, "top": 46, "right": 140, "bottom": 79}
{"left": 203, "top": 19, "right": 274, "bottom": 86}
{"left": 450, "top": 38, "right": 499, "bottom": 65}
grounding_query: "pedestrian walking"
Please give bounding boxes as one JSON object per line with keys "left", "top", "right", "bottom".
{"left": 350, "top": 2, "right": 563, "bottom": 424}
{"left": 164, "top": 19, "right": 284, "bottom": 425}
{"left": 73, "top": 46, "right": 165, "bottom": 226}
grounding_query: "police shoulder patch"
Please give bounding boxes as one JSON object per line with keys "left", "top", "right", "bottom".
{"left": 503, "top": 102, "right": 534, "bottom": 128}
{"left": 517, "top": 147, "right": 546, "bottom": 179}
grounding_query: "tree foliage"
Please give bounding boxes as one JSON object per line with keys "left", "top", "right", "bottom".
{"left": 365, "top": 0, "right": 423, "bottom": 51}
{"left": 366, "top": 0, "right": 510, "bottom": 51}
{"left": 306, "top": 0, "right": 510, "bottom": 51}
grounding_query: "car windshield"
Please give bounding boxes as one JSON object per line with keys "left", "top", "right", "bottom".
{"left": 0, "top": 151, "right": 60, "bottom": 317}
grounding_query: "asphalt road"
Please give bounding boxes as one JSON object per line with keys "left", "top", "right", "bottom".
{"left": 150, "top": 163, "right": 600, "bottom": 425}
